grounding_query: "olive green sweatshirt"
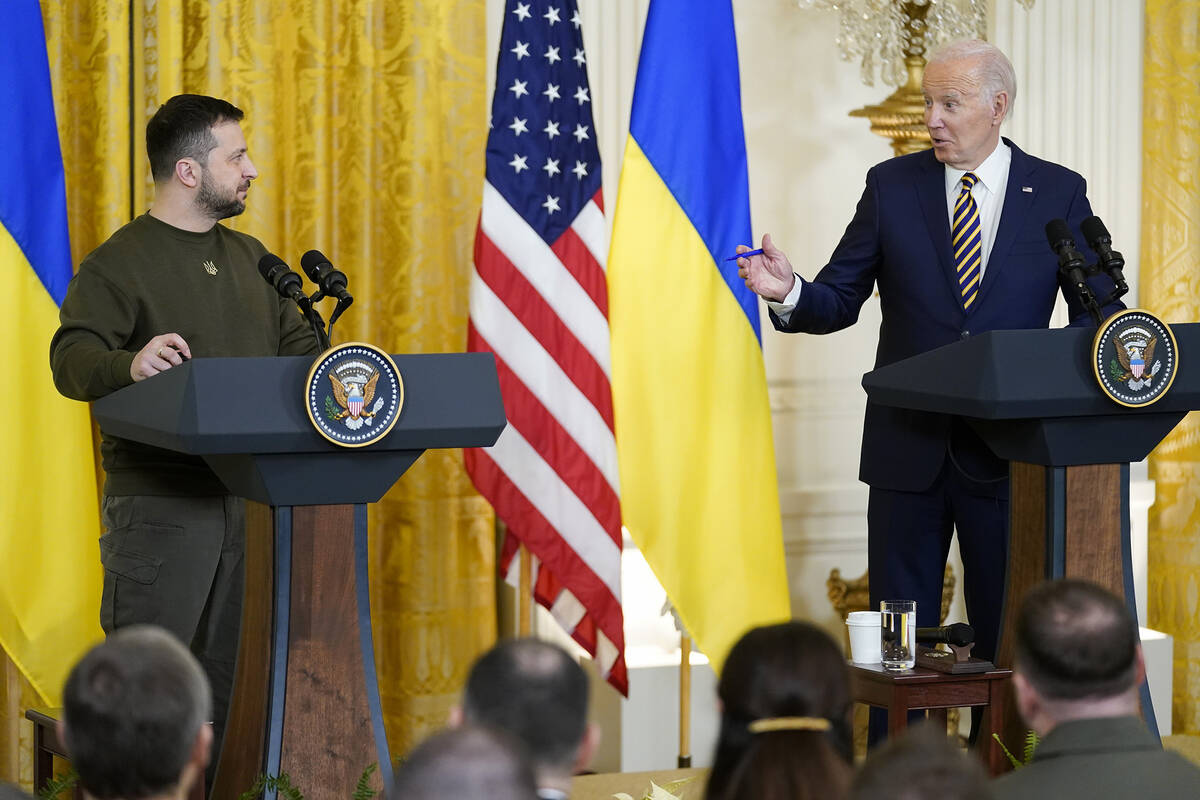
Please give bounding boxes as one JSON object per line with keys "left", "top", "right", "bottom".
{"left": 50, "top": 213, "right": 320, "bottom": 496}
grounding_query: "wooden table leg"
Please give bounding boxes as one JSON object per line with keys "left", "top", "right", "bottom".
{"left": 32, "top": 724, "right": 52, "bottom": 793}
{"left": 986, "top": 676, "right": 1009, "bottom": 775}
{"left": 889, "top": 687, "right": 909, "bottom": 736}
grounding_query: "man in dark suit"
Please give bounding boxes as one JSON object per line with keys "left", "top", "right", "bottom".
{"left": 738, "top": 40, "right": 1122, "bottom": 672}
{"left": 992, "top": 579, "right": 1200, "bottom": 799}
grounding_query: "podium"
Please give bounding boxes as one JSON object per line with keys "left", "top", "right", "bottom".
{"left": 862, "top": 324, "right": 1200, "bottom": 746}
{"left": 93, "top": 353, "right": 505, "bottom": 798}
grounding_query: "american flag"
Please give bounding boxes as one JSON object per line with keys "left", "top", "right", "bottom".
{"left": 465, "top": 0, "right": 626, "bottom": 695}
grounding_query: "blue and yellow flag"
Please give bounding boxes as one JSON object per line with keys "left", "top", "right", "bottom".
{"left": 608, "top": 0, "right": 790, "bottom": 672}
{"left": 0, "top": 1, "right": 103, "bottom": 703}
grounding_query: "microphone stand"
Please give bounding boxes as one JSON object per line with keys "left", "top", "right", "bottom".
{"left": 301, "top": 295, "right": 331, "bottom": 351}
{"left": 1062, "top": 267, "right": 1104, "bottom": 326}
{"left": 1095, "top": 252, "right": 1130, "bottom": 306}
{"left": 1062, "top": 258, "right": 1129, "bottom": 327}
{"left": 308, "top": 287, "right": 352, "bottom": 347}
{"left": 327, "top": 296, "right": 353, "bottom": 342}
{"left": 1056, "top": 254, "right": 1104, "bottom": 326}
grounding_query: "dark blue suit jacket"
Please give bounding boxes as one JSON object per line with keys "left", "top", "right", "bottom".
{"left": 770, "top": 139, "right": 1122, "bottom": 493}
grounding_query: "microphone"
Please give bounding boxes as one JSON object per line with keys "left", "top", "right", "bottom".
{"left": 300, "top": 250, "right": 354, "bottom": 307}
{"left": 1045, "top": 219, "right": 1088, "bottom": 276}
{"left": 1045, "top": 218, "right": 1100, "bottom": 324}
{"left": 916, "top": 623, "right": 975, "bottom": 647}
{"left": 257, "top": 253, "right": 311, "bottom": 311}
{"left": 1080, "top": 215, "right": 1129, "bottom": 295}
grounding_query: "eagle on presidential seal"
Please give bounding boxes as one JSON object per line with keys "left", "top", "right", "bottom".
{"left": 1113, "top": 328, "right": 1161, "bottom": 390}
{"left": 1104, "top": 326, "right": 1161, "bottom": 393}
{"left": 328, "top": 369, "right": 382, "bottom": 430}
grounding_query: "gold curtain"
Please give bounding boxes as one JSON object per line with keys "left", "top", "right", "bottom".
{"left": 2, "top": 0, "right": 494, "bottom": 789}
{"left": 1143, "top": 0, "right": 1200, "bottom": 736}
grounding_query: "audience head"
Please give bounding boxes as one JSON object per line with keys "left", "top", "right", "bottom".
{"left": 456, "top": 638, "right": 596, "bottom": 785}
{"left": 391, "top": 725, "right": 537, "bottom": 800}
{"left": 706, "top": 621, "right": 853, "bottom": 800}
{"left": 1013, "top": 579, "right": 1142, "bottom": 735}
{"left": 61, "top": 626, "right": 212, "bottom": 800}
{"left": 850, "top": 722, "right": 993, "bottom": 800}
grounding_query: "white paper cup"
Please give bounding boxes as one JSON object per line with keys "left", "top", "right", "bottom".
{"left": 846, "top": 610, "right": 882, "bottom": 664}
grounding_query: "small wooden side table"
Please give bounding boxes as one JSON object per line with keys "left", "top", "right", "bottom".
{"left": 848, "top": 662, "right": 1013, "bottom": 776}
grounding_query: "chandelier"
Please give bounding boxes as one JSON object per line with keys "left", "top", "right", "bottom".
{"left": 798, "top": 0, "right": 1036, "bottom": 154}
{"left": 799, "top": 0, "right": 999, "bottom": 87}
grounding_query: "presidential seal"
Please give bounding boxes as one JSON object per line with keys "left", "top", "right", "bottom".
{"left": 1092, "top": 309, "right": 1178, "bottom": 408}
{"left": 305, "top": 342, "right": 403, "bottom": 447}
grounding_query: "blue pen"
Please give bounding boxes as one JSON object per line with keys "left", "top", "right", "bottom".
{"left": 725, "top": 248, "right": 763, "bottom": 261}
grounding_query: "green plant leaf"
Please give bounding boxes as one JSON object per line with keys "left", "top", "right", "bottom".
{"left": 992, "top": 729, "right": 1039, "bottom": 769}
{"left": 1023, "top": 729, "right": 1039, "bottom": 763}
{"left": 352, "top": 763, "right": 379, "bottom": 800}
{"left": 36, "top": 768, "right": 78, "bottom": 800}
{"left": 238, "top": 772, "right": 304, "bottom": 800}
{"left": 992, "top": 732, "right": 1022, "bottom": 769}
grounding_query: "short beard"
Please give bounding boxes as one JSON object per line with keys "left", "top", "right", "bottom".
{"left": 197, "top": 172, "right": 246, "bottom": 220}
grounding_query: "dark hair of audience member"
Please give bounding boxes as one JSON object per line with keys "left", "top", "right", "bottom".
{"left": 705, "top": 621, "right": 853, "bottom": 800}
{"left": 62, "top": 626, "right": 211, "bottom": 800}
{"left": 146, "top": 94, "right": 244, "bottom": 183}
{"left": 461, "top": 638, "right": 588, "bottom": 774}
{"left": 850, "top": 722, "right": 993, "bottom": 800}
{"left": 391, "top": 725, "right": 537, "bottom": 800}
{"left": 1015, "top": 578, "right": 1138, "bottom": 700}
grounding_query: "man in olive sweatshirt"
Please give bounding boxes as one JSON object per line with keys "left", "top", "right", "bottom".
{"left": 49, "top": 94, "right": 319, "bottom": 779}
{"left": 992, "top": 579, "right": 1200, "bottom": 799}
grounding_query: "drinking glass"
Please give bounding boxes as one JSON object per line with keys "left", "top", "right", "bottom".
{"left": 880, "top": 599, "right": 917, "bottom": 670}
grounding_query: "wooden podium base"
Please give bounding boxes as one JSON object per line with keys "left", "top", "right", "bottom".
{"left": 212, "top": 502, "right": 391, "bottom": 799}
{"left": 993, "top": 461, "right": 1156, "bottom": 753}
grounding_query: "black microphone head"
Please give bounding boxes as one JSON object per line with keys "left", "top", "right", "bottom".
{"left": 302, "top": 248, "right": 349, "bottom": 293}
{"left": 300, "top": 249, "right": 331, "bottom": 282}
{"left": 258, "top": 252, "right": 288, "bottom": 283}
{"left": 1044, "top": 218, "right": 1076, "bottom": 251}
{"left": 1080, "top": 216, "right": 1112, "bottom": 247}
{"left": 944, "top": 622, "right": 975, "bottom": 647}
{"left": 258, "top": 252, "right": 304, "bottom": 298}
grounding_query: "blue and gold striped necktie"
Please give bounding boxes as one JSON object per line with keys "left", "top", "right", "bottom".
{"left": 952, "top": 172, "right": 982, "bottom": 309}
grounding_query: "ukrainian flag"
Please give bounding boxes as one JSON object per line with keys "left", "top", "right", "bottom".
{"left": 608, "top": 0, "right": 790, "bottom": 672}
{"left": 0, "top": 2, "right": 103, "bottom": 703}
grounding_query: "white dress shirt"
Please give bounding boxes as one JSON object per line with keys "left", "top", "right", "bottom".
{"left": 767, "top": 139, "right": 1013, "bottom": 323}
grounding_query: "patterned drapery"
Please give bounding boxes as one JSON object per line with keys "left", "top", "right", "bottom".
{"left": 1, "top": 1, "right": 494, "bottom": 789}
{"left": 1143, "top": 0, "right": 1200, "bottom": 736}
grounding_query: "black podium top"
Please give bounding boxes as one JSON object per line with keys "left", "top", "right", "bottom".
{"left": 93, "top": 353, "right": 505, "bottom": 505}
{"left": 862, "top": 324, "right": 1200, "bottom": 466}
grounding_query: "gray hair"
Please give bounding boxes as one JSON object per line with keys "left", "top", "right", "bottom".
{"left": 928, "top": 39, "right": 1017, "bottom": 119}
{"left": 392, "top": 726, "right": 538, "bottom": 800}
{"left": 63, "top": 626, "right": 211, "bottom": 799}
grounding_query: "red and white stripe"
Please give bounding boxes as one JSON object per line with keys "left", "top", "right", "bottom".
{"left": 466, "top": 182, "right": 627, "bottom": 695}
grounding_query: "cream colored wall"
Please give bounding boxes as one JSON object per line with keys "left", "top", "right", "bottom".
{"left": 738, "top": 4, "right": 891, "bottom": 637}
{"left": 485, "top": 0, "right": 1148, "bottom": 646}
